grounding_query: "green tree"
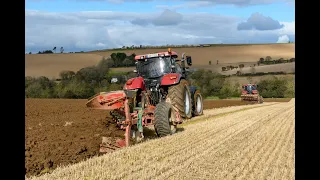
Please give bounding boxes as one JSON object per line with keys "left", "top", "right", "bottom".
{"left": 96, "top": 58, "right": 110, "bottom": 81}
{"left": 110, "top": 52, "right": 127, "bottom": 67}
{"left": 75, "top": 66, "right": 100, "bottom": 85}
{"left": 59, "top": 71, "right": 75, "bottom": 81}
{"left": 25, "top": 76, "right": 56, "bottom": 98}
{"left": 57, "top": 79, "right": 94, "bottom": 99}
{"left": 190, "top": 70, "right": 225, "bottom": 98}
{"left": 278, "top": 58, "right": 284, "bottom": 63}
{"left": 284, "top": 79, "right": 295, "bottom": 98}
{"left": 123, "top": 58, "right": 132, "bottom": 67}
{"left": 259, "top": 57, "right": 264, "bottom": 63}
{"left": 257, "top": 77, "right": 288, "bottom": 98}
{"left": 265, "top": 56, "right": 272, "bottom": 62}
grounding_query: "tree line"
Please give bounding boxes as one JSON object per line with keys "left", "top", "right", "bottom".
{"left": 25, "top": 57, "right": 137, "bottom": 99}
{"left": 258, "top": 56, "right": 295, "bottom": 65}
{"left": 25, "top": 58, "right": 295, "bottom": 99}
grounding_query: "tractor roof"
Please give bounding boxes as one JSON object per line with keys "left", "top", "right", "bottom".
{"left": 134, "top": 48, "right": 178, "bottom": 60}
{"left": 243, "top": 84, "right": 257, "bottom": 86}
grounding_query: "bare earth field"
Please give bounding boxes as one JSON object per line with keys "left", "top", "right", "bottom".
{"left": 25, "top": 98, "right": 292, "bottom": 178}
{"left": 25, "top": 99, "right": 124, "bottom": 177}
{"left": 25, "top": 44, "right": 295, "bottom": 79}
{"left": 27, "top": 98, "right": 295, "bottom": 180}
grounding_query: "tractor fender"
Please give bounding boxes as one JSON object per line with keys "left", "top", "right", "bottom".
{"left": 189, "top": 86, "right": 198, "bottom": 108}
{"left": 189, "top": 86, "right": 198, "bottom": 100}
{"left": 123, "top": 77, "right": 146, "bottom": 91}
{"left": 242, "top": 91, "right": 248, "bottom": 95}
{"left": 160, "top": 73, "right": 182, "bottom": 86}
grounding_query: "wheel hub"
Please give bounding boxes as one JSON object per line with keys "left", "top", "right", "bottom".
{"left": 196, "top": 96, "right": 202, "bottom": 113}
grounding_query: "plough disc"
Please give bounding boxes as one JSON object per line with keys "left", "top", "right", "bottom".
{"left": 86, "top": 90, "right": 137, "bottom": 152}
{"left": 241, "top": 94, "right": 259, "bottom": 102}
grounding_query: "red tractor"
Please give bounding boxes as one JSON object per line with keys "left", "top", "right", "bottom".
{"left": 86, "top": 48, "right": 204, "bottom": 151}
{"left": 240, "top": 84, "right": 263, "bottom": 104}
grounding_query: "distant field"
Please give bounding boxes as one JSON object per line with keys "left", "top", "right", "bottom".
{"left": 220, "top": 62, "right": 295, "bottom": 75}
{"left": 90, "top": 44, "right": 294, "bottom": 64}
{"left": 25, "top": 53, "right": 103, "bottom": 79}
{"left": 25, "top": 44, "right": 295, "bottom": 79}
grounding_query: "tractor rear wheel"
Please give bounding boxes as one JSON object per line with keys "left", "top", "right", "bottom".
{"left": 154, "top": 102, "right": 173, "bottom": 137}
{"left": 167, "top": 79, "right": 192, "bottom": 119}
{"left": 193, "top": 90, "right": 203, "bottom": 116}
{"left": 259, "top": 96, "right": 264, "bottom": 104}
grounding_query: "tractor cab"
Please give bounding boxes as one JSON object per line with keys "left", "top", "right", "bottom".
{"left": 242, "top": 84, "right": 258, "bottom": 95}
{"left": 134, "top": 48, "right": 192, "bottom": 80}
{"left": 240, "top": 83, "right": 263, "bottom": 103}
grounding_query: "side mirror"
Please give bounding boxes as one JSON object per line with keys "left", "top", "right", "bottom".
{"left": 186, "top": 56, "right": 192, "bottom": 66}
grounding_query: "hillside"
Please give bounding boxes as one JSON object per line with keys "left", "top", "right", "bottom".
{"left": 25, "top": 53, "right": 103, "bottom": 79}
{"left": 25, "top": 44, "right": 295, "bottom": 79}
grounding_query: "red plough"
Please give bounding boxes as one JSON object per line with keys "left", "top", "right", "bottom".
{"left": 86, "top": 90, "right": 139, "bottom": 151}
{"left": 86, "top": 48, "right": 204, "bottom": 153}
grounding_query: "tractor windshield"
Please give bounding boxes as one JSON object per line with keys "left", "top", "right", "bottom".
{"left": 245, "top": 85, "right": 256, "bottom": 94}
{"left": 136, "top": 57, "right": 171, "bottom": 78}
{"left": 252, "top": 85, "right": 257, "bottom": 90}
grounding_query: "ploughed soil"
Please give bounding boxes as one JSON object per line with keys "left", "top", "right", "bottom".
{"left": 25, "top": 99, "right": 124, "bottom": 177}
{"left": 203, "top": 99, "right": 252, "bottom": 110}
{"left": 25, "top": 98, "right": 289, "bottom": 177}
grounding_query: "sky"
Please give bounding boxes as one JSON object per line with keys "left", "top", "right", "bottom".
{"left": 25, "top": 0, "right": 295, "bottom": 53}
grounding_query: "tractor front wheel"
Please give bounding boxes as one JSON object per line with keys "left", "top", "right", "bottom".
{"left": 193, "top": 90, "right": 203, "bottom": 116}
{"left": 154, "top": 102, "right": 174, "bottom": 137}
{"left": 259, "top": 96, "right": 264, "bottom": 104}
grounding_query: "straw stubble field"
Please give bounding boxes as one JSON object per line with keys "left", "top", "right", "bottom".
{"left": 26, "top": 99, "right": 294, "bottom": 180}
{"left": 25, "top": 98, "right": 259, "bottom": 177}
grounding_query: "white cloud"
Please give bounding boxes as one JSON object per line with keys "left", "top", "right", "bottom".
{"left": 156, "top": 1, "right": 213, "bottom": 9}
{"left": 96, "top": 42, "right": 107, "bottom": 47}
{"left": 25, "top": 10, "right": 295, "bottom": 53}
{"left": 277, "top": 35, "right": 290, "bottom": 43}
{"left": 85, "top": 0, "right": 284, "bottom": 7}
{"left": 237, "top": 13, "right": 284, "bottom": 31}
{"left": 172, "top": 33, "right": 216, "bottom": 39}
{"left": 278, "top": 21, "right": 295, "bottom": 35}
{"left": 154, "top": 0, "right": 287, "bottom": 9}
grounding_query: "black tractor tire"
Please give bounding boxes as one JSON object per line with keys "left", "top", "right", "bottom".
{"left": 154, "top": 102, "right": 173, "bottom": 137}
{"left": 167, "top": 79, "right": 192, "bottom": 119}
{"left": 193, "top": 90, "right": 204, "bottom": 116}
{"left": 259, "top": 96, "right": 264, "bottom": 104}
